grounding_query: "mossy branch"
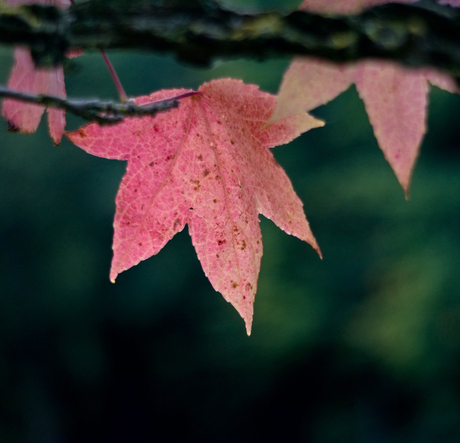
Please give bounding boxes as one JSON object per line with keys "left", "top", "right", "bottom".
{"left": 0, "top": 0, "right": 459, "bottom": 74}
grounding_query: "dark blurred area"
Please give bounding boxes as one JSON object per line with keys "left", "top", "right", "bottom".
{"left": 1, "top": 1, "right": 460, "bottom": 441}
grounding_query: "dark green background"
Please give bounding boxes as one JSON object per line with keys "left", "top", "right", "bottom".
{"left": 1, "top": 1, "right": 460, "bottom": 441}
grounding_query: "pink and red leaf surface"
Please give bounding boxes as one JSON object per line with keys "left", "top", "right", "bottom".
{"left": 67, "top": 79, "right": 323, "bottom": 334}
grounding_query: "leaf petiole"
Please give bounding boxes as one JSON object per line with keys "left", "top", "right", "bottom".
{"left": 139, "top": 91, "right": 200, "bottom": 107}
{"left": 100, "top": 49, "right": 128, "bottom": 103}
{"left": 69, "top": 0, "right": 128, "bottom": 103}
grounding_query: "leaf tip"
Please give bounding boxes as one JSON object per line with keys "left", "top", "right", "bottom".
{"left": 110, "top": 270, "right": 118, "bottom": 284}
{"left": 404, "top": 187, "right": 411, "bottom": 201}
{"left": 303, "top": 231, "right": 322, "bottom": 259}
{"left": 245, "top": 321, "right": 252, "bottom": 336}
{"left": 316, "top": 245, "right": 323, "bottom": 260}
{"left": 397, "top": 174, "right": 411, "bottom": 201}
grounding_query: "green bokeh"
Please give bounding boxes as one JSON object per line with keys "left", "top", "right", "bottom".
{"left": 1, "top": 1, "right": 460, "bottom": 441}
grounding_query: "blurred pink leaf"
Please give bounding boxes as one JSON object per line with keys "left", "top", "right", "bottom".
{"left": 67, "top": 79, "right": 323, "bottom": 334}
{"left": 354, "top": 61, "right": 428, "bottom": 194}
{"left": 298, "top": 0, "right": 416, "bottom": 14}
{"left": 437, "top": 0, "right": 460, "bottom": 5}
{"left": 2, "top": 0, "right": 72, "bottom": 145}
{"left": 272, "top": 0, "right": 458, "bottom": 195}
{"left": 268, "top": 58, "right": 354, "bottom": 124}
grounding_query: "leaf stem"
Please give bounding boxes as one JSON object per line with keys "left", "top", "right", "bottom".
{"left": 69, "top": 0, "right": 127, "bottom": 102}
{"left": 100, "top": 49, "right": 128, "bottom": 102}
{"left": 140, "top": 91, "right": 200, "bottom": 107}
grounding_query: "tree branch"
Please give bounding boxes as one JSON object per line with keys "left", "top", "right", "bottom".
{"left": 0, "top": 0, "right": 460, "bottom": 77}
{"left": 0, "top": 85, "right": 179, "bottom": 125}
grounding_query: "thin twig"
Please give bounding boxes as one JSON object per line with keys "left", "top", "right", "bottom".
{"left": 100, "top": 49, "right": 128, "bottom": 102}
{"left": 0, "top": 85, "right": 179, "bottom": 125}
{"left": 141, "top": 90, "right": 199, "bottom": 106}
{"left": 69, "top": 0, "right": 128, "bottom": 102}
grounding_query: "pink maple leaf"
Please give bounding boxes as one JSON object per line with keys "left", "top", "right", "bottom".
{"left": 437, "top": 0, "right": 460, "bottom": 5}
{"left": 2, "top": 0, "right": 72, "bottom": 145}
{"left": 271, "top": 0, "right": 458, "bottom": 196}
{"left": 295, "top": 0, "right": 417, "bottom": 14}
{"left": 66, "top": 79, "right": 323, "bottom": 334}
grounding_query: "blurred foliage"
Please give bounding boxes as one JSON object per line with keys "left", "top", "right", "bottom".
{"left": 1, "top": 0, "right": 460, "bottom": 441}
